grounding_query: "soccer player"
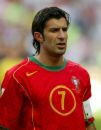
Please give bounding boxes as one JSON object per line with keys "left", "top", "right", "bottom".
{"left": 0, "top": 7, "right": 96, "bottom": 130}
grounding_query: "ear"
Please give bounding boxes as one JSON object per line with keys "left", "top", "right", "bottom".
{"left": 34, "top": 32, "right": 43, "bottom": 43}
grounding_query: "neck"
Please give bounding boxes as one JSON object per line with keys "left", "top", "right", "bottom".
{"left": 35, "top": 53, "right": 64, "bottom": 67}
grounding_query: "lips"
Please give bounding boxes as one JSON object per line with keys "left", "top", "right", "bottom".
{"left": 56, "top": 43, "right": 66, "bottom": 48}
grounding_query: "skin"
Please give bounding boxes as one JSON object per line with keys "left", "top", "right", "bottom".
{"left": 34, "top": 17, "right": 68, "bottom": 66}
{"left": 86, "top": 123, "right": 96, "bottom": 130}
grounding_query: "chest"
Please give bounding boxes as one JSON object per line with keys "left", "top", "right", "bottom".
{"left": 24, "top": 70, "right": 85, "bottom": 111}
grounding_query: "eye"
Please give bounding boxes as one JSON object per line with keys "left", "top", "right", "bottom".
{"left": 62, "top": 27, "right": 68, "bottom": 32}
{"left": 50, "top": 28, "right": 59, "bottom": 32}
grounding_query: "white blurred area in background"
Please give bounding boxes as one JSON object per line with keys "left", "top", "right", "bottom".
{"left": 89, "top": 67, "right": 101, "bottom": 113}
{"left": 91, "top": 79, "right": 101, "bottom": 112}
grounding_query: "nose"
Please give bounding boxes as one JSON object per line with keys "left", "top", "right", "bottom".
{"left": 58, "top": 29, "right": 66, "bottom": 40}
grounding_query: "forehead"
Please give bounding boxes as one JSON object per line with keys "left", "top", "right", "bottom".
{"left": 45, "top": 17, "right": 67, "bottom": 28}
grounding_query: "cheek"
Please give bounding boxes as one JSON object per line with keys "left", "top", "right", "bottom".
{"left": 45, "top": 36, "right": 56, "bottom": 45}
{"left": 43, "top": 39, "right": 55, "bottom": 51}
{"left": 45, "top": 33, "right": 56, "bottom": 41}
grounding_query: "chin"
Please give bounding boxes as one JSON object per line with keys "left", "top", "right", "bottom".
{"left": 55, "top": 51, "right": 66, "bottom": 56}
{"left": 57, "top": 50, "right": 66, "bottom": 55}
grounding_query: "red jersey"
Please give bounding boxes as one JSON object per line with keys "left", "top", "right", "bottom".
{"left": 0, "top": 56, "right": 91, "bottom": 130}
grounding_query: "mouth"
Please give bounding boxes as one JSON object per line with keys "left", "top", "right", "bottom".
{"left": 56, "top": 43, "right": 66, "bottom": 49}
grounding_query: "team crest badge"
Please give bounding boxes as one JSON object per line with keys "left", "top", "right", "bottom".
{"left": 72, "top": 76, "right": 80, "bottom": 93}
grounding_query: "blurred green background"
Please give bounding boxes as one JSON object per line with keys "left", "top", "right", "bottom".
{"left": 95, "top": 111, "right": 101, "bottom": 129}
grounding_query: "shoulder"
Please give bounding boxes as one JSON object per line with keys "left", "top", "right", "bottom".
{"left": 3, "top": 57, "right": 32, "bottom": 83}
{"left": 1, "top": 57, "right": 31, "bottom": 89}
{"left": 6, "top": 57, "right": 29, "bottom": 76}
{"left": 67, "top": 60, "right": 90, "bottom": 77}
{"left": 0, "top": 58, "right": 29, "bottom": 90}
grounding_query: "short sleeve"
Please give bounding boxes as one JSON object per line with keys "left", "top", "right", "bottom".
{"left": 82, "top": 70, "right": 92, "bottom": 101}
{"left": 0, "top": 71, "right": 24, "bottom": 130}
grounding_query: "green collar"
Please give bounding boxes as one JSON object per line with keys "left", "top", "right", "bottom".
{"left": 29, "top": 56, "right": 67, "bottom": 71}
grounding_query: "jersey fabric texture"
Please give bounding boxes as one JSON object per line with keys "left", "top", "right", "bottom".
{"left": 0, "top": 56, "right": 92, "bottom": 130}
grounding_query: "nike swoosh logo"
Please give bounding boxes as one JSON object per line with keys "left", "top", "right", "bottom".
{"left": 26, "top": 71, "right": 38, "bottom": 77}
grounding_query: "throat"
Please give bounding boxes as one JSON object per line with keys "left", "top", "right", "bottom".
{"left": 35, "top": 54, "right": 64, "bottom": 67}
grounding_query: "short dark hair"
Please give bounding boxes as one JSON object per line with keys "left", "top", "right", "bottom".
{"left": 31, "top": 7, "right": 70, "bottom": 54}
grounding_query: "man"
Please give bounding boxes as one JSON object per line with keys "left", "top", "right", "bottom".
{"left": 0, "top": 7, "right": 96, "bottom": 130}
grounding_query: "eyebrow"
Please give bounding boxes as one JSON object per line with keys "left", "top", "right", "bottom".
{"left": 49, "top": 26, "right": 68, "bottom": 31}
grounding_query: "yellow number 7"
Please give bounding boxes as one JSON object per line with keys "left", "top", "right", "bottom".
{"left": 58, "top": 91, "right": 66, "bottom": 110}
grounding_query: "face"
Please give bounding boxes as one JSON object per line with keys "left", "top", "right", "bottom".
{"left": 35, "top": 17, "right": 68, "bottom": 56}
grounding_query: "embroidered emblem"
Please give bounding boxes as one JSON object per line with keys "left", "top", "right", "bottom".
{"left": 26, "top": 71, "right": 38, "bottom": 77}
{"left": 72, "top": 76, "right": 80, "bottom": 93}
